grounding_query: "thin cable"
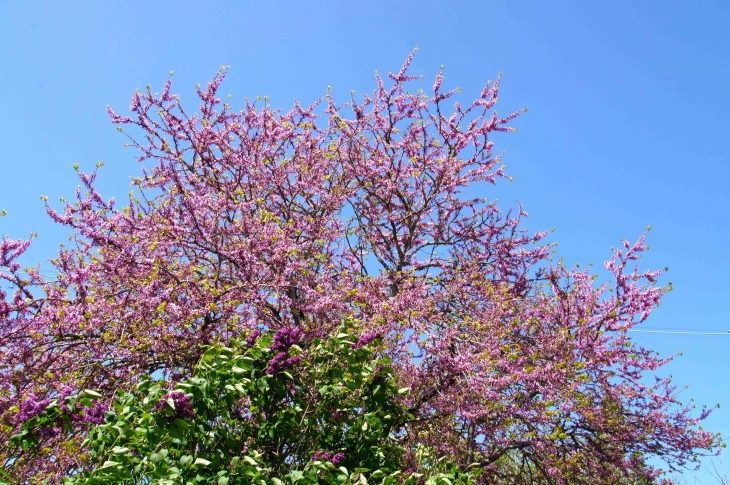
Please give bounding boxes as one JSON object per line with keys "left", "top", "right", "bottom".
{"left": 628, "top": 329, "right": 728, "bottom": 335}
{"left": 635, "top": 326, "right": 722, "bottom": 332}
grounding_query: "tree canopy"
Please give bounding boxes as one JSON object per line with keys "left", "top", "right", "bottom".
{"left": 0, "top": 53, "right": 720, "bottom": 484}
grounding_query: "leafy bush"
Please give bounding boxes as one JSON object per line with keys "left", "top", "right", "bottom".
{"left": 10, "top": 326, "right": 477, "bottom": 485}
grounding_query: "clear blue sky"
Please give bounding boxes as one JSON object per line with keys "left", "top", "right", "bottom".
{"left": 1, "top": 1, "right": 728, "bottom": 480}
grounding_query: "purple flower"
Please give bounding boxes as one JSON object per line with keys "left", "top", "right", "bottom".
{"left": 170, "top": 371, "right": 185, "bottom": 382}
{"left": 352, "top": 332, "right": 379, "bottom": 349}
{"left": 266, "top": 351, "right": 288, "bottom": 375}
{"left": 16, "top": 395, "right": 50, "bottom": 424}
{"left": 313, "top": 450, "right": 332, "bottom": 461}
{"left": 266, "top": 352, "right": 300, "bottom": 375}
{"left": 37, "top": 426, "right": 60, "bottom": 439}
{"left": 246, "top": 329, "right": 261, "bottom": 348}
{"left": 271, "top": 327, "right": 302, "bottom": 353}
{"left": 312, "top": 450, "right": 344, "bottom": 464}
{"left": 58, "top": 387, "right": 83, "bottom": 422}
{"left": 84, "top": 401, "right": 109, "bottom": 424}
{"left": 153, "top": 391, "right": 196, "bottom": 420}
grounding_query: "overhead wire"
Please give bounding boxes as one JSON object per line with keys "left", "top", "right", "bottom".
{"left": 628, "top": 329, "right": 728, "bottom": 335}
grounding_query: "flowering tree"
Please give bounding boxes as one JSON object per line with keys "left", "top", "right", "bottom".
{"left": 0, "top": 53, "right": 720, "bottom": 483}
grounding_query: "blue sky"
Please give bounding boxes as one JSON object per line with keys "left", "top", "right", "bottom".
{"left": 1, "top": 0, "right": 729, "bottom": 480}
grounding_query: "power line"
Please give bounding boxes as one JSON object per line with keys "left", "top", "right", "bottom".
{"left": 628, "top": 329, "right": 729, "bottom": 335}
{"left": 632, "top": 326, "right": 723, "bottom": 332}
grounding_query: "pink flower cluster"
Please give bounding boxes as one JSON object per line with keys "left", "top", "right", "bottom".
{"left": 266, "top": 352, "right": 301, "bottom": 376}
{"left": 352, "top": 332, "right": 379, "bottom": 349}
{"left": 271, "top": 327, "right": 303, "bottom": 353}
{"left": 16, "top": 395, "right": 50, "bottom": 425}
{"left": 246, "top": 329, "right": 262, "bottom": 348}
{"left": 313, "top": 450, "right": 345, "bottom": 465}
{"left": 83, "top": 401, "right": 109, "bottom": 425}
{"left": 153, "top": 391, "right": 197, "bottom": 421}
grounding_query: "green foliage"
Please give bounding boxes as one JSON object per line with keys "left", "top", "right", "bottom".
{"left": 12, "top": 326, "right": 478, "bottom": 485}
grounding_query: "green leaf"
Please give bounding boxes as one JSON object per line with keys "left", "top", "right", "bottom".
{"left": 257, "top": 378, "right": 268, "bottom": 392}
{"left": 180, "top": 455, "right": 194, "bottom": 466}
{"left": 194, "top": 458, "right": 211, "bottom": 467}
{"left": 218, "top": 476, "right": 229, "bottom": 485}
{"left": 111, "top": 446, "right": 130, "bottom": 454}
{"left": 0, "top": 467, "right": 13, "bottom": 485}
{"left": 83, "top": 389, "right": 104, "bottom": 399}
